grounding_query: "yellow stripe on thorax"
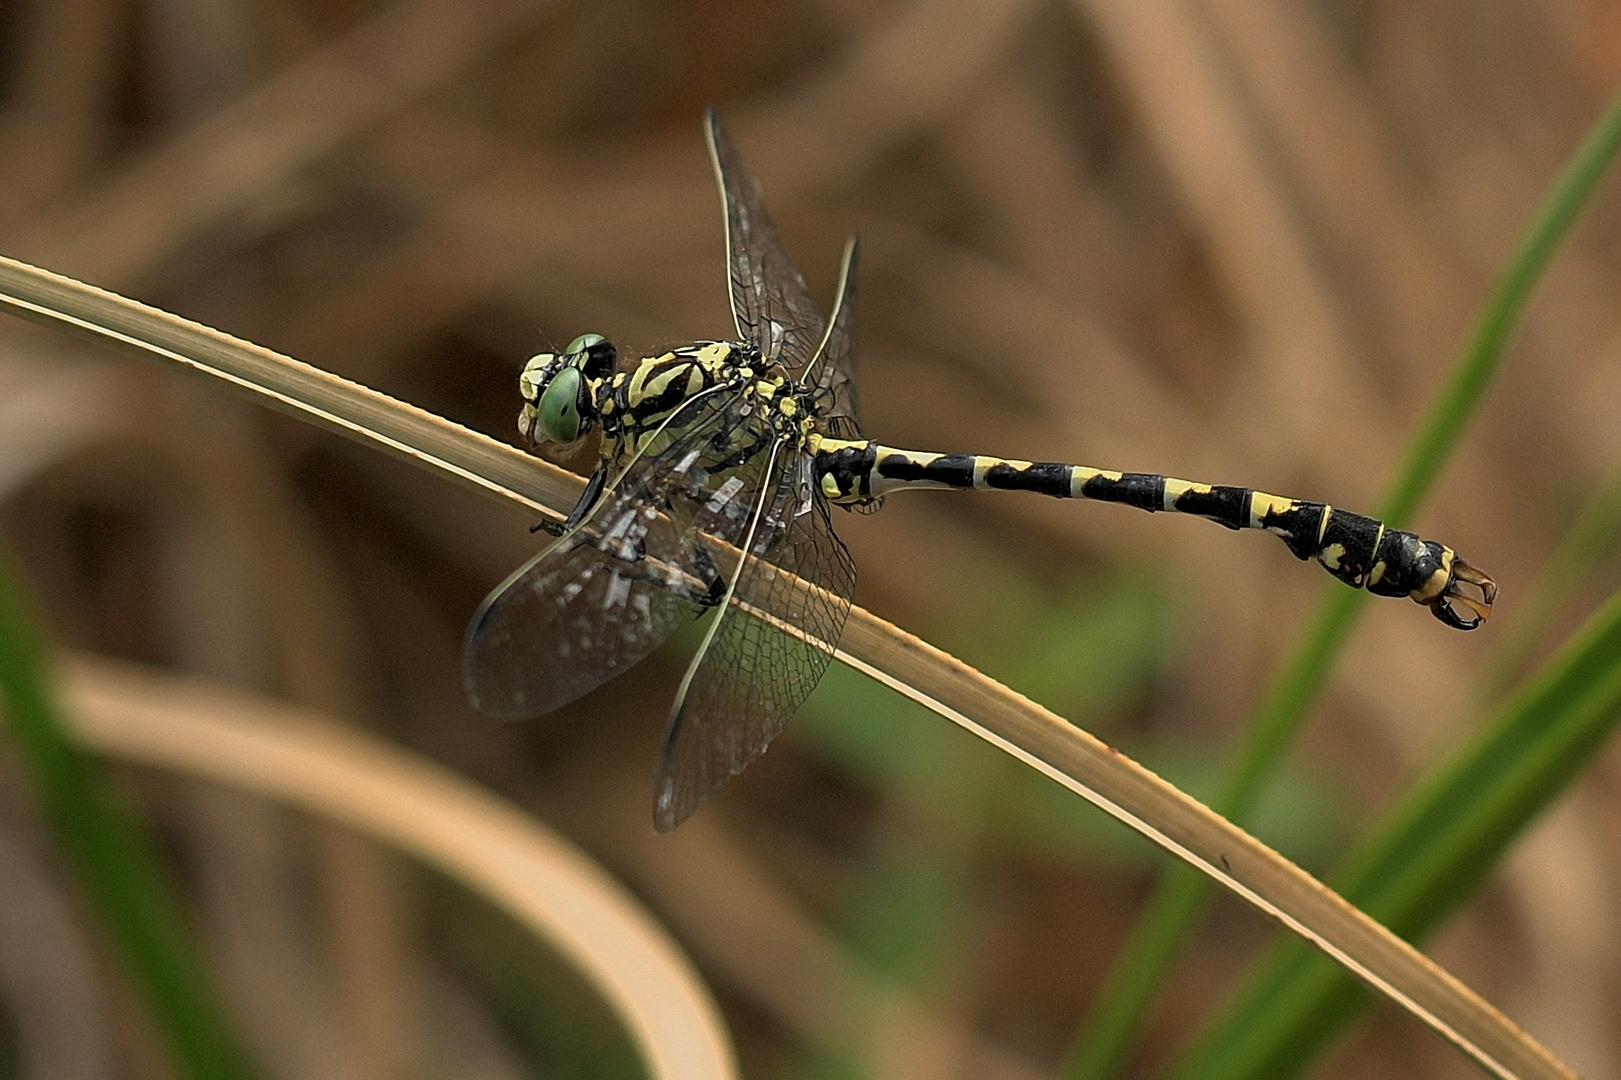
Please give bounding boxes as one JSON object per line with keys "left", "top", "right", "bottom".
{"left": 694, "top": 342, "right": 733, "bottom": 367}
{"left": 625, "top": 357, "right": 683, "bottom": 407}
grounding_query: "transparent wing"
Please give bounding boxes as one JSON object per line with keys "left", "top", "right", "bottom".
{"left": 704, "top": 108, "right": 826, "bottom": 371}
{"left": 462, "top": 391, "right": 772, "bottom": 719}
{"left": 653, "top": 449, "right": 857, "bottom": 831}
{"left": 804, "top": 235, "right": 862, "bottom": 439}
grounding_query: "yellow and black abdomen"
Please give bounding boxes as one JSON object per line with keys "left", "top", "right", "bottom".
{"left": 811, "top": 438, "right": 1494, "bottom": 629}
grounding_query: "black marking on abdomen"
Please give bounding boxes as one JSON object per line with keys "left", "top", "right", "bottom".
{"left": 1253, "top": 499, "right": 1329, "bottom": 561}
{"left": 877, "top": 452, "right": 976, "bottom": 488}
{"left": 1078, "top": 472, "right": 1165, "bottom": 513}
{"left": 983, "top": 460, "right": 1070, "bottom": 497}
{"left": 816, "top": 442, "right": 880, "bottom": 500}
{"left": 1367, "top": 531, "right": 1447, "bottom": 598}
{"left": 1314, "top": 508, "right": 1383, "bottom": 587}
{"left": 1167, "top": 485, "right": 1250, "bottom": 531}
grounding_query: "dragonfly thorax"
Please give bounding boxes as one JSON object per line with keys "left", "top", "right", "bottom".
{"left": 603, "top": 340, "right": 816, "bottom": 467}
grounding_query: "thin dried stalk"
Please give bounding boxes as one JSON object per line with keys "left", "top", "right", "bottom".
{"left": 0, "top": 254, "right": 1574, "bottom": 1080}
{"left": 59, "top": 654, "right": 736, "bottom": 1080}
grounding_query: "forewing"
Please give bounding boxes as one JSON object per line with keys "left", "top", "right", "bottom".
{"left": 653, "top": 452, "right": 857, "bottom": 830}
{"left": 460, "top": 522, "right": 698, "bottom": 720}
{"left": 462, "top": 393, "right": 761, "bottom": 719}
{"left": 805, "top": 235, "right": 862, "bottom": 439}
{"left": 704, "top": 109, "right": 825, "bottom": 371}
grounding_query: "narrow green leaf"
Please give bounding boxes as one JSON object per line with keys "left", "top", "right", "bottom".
{"left": 1063, "top": 82, "right": 1621, "bottom": 1080}
{"left": 0, "top": 544, "right": 257, "bottom": 1080}
{"left": 1166, "top": 583, "right": 1621, "bottom": 1080}
{"left": 1465, "top": 461, "right": 1621, "bottom": 710}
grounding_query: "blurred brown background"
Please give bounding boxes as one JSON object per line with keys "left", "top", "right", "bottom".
{"left": 1, "top": 0, "right": 1620, "bottom": 1077}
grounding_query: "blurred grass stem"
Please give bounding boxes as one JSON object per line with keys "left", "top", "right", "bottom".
{"left": 0, "top": 545, "right": 258, "bottom": 1079}
{"left": 1168, "top": 547, "right": 1621, "bottom": 1079}
{"left": 1064, "top": 79, "right": 1621, "bottom": 1080}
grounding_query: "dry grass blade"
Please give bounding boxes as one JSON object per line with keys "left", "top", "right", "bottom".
{"left": 0, "top": 255, "right": 583, "bottom": 519}
{"left": 59, "top": 653, "right": 736, "bottom": 1080}
{"left": 0, "top": 254, "right": 1575, "bottom": 1080}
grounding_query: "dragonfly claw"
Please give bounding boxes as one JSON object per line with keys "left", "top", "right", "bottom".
{"left": 1428, "top": 557, "right": 1496, "bottom": 630}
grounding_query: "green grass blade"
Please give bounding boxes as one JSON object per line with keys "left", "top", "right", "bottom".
{"left": 1467, "top": 461, "right": 1621, "bottom": 709}
{"left": 0, "top": 545, "right": 258, "bottom": 1080}
{"left": 1165, "top": 581, "right": 1621, "bottom": 1080}
{"left": 1062, "top": 83, "right": 1621, "bottom": 1080}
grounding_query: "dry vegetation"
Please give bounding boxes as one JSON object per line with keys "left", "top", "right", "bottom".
{"left": 1, "top": 1, "right": 1620, "bottom": 1078}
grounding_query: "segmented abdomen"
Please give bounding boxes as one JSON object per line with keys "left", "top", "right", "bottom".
{"left": 811, "top": 439, "right": 1493, "bottom": 628}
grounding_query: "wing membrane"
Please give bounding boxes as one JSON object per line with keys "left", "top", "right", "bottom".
{"left": 804, "top": 235, "right": 862, "bottom": 439}
{"left": 653, "top": 449, "right": 857, "bottom": 830}
{"left": 462, "top": 390, "right": 774, "bottom": 719}
{"left": 704, "top": 109, "right": 826, "bottom": 371}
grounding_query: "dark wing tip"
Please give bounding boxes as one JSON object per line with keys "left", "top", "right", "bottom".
{"left": 459, "top": 567, "right": 562, "bottom": 722}
{"left": 460, "top": 646, "right": 543, "bottom": 722}
{"left": 652, "top": 774, "right": 683, "bottom": 833}
{"left": 651, "top": 703, "right": 703, "bottom": 832}
{"left": 458, "top": 675, "right": 537, "bottom": 722}
{"left": 461, "top": 587, "right": 525, "bottom": 720}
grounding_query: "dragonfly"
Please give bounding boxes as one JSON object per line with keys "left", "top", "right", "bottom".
{"left": 463, "top": 109, "right": 1496, "bottom": 832}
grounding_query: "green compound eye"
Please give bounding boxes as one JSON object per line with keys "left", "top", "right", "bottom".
{"left": 519, "top": 353, "right": 556, "bottom": 403}
{"left": 536, "top": 365, "right": 584, "bottom": 444}
{"left": 565, "top": 333, "right": 606, "bottom": 356}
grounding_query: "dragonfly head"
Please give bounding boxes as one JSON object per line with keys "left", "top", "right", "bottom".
{"left": 517, "top": 333, "right": 617, "bottom": 449}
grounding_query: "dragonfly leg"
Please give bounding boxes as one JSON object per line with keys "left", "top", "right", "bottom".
{"left": 690, "top": 542, "right": 728, "bottom": 609}
{"left": 536, "top": 466, "right": 609, "bottom": 537}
